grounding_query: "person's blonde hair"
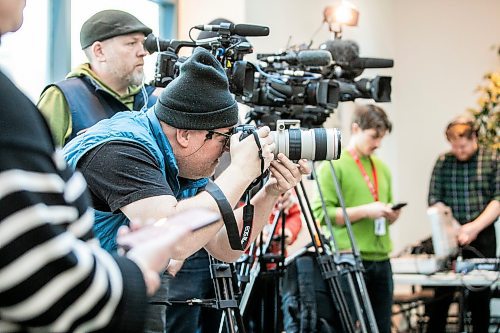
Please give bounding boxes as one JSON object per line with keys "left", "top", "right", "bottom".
{"left": 445, "top": 116, "right": 477, "bottom": 141}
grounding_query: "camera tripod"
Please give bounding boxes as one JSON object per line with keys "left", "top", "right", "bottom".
{"left": 238, "top": 207, "right": 288, "bottom": 333}
{"left": 235, "top": 160, "right": 380, "bottom": 333}
{"left": 209, "top": 256, "right": 247, "bottom": 333}
{"left": 297, "top": 160, "right": 379, "bottom": 333}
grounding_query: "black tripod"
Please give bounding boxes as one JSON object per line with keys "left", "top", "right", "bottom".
{"left": 209, "top": 256, "right": 247, "bottom": 333}
{"left": 238, "top": 178, "right": 363, "bottom": 333}
{"left": 162, "top": 255, "right": 246, "bottom": 333}
{"left": 306, "top": 160, "right": 380, "bottom": 333}
{"left": 237, "top": 161, "right": 380, "bottom": 333}
{"left": 293, "top": 179, "right": 360, "bottom": 333}
{"left": 238, "top": 207, "right": 288, "bottom": 333}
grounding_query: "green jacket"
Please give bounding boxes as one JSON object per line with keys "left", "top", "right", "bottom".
{"left": 312, "top": 151, "right": 394, "bottom": 261}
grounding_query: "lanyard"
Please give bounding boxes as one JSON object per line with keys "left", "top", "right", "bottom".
{"left": 348, "top": 148, "right": 378, "bottom": 201}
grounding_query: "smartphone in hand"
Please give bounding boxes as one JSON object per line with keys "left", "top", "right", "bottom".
{"left": 117, "top": 208, "right": 221, "bottom": 252}
{"left": 391, "top": 202, "right": 408, "bottom": 210}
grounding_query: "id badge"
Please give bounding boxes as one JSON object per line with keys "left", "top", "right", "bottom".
{"left": 374, "top": 217, "right": 386, "bottom": 236}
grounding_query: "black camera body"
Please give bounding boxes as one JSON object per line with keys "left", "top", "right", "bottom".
{"left": 145, "top": 22, "right": 269, "bottom": 97}
{"left": 240, "top": 40, "right": 393, "bottom": 129}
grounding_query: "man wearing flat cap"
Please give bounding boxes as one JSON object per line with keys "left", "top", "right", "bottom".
{"left": 38, "top": 9, "right": 158, "bottom": 146}
{"left": 63, "top": 47, "right": 310, "bottom": 333}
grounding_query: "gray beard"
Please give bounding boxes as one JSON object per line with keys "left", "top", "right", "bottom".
{"left": 129, "top": 70, "right": 145, "bottom": 86}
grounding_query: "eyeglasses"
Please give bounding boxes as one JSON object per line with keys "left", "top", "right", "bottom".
{"left": 205, "top": 129, "right": 234, "bottom": 149}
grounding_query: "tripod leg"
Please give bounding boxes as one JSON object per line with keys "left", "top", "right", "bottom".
{"left": 344, "top": 270, "right": 369, "bottom": 332}
{"left": 220, "top": 308, "right": 246, "bottom": 333}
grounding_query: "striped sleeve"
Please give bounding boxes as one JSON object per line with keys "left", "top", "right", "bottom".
{"left": 0, "top": 148, "right": 147, "bottom": 332}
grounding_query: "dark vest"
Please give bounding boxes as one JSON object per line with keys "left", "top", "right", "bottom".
{"left": 45, "top": 76, "right": 157, "bottom": 143}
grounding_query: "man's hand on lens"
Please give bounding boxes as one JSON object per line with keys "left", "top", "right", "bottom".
{"left": 229, "top": 126, "right": 275, "bottom": 181}
{"left": 265, "top": 154, "right": 310, "bottom": 196}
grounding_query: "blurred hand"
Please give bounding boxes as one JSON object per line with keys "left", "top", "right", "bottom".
{"left": 431, "top": 202, "right": 452, "bottom": 215}
{"left": 260, "top": 225, "right": 293, "bottom": 247}
{"left": 275, "top": 190, "right": 295, "bottom": 214}
{"left": 385, "top": 208, "right": 401, "bottom": 224}
{"left": 117, "top": 218, "right": 192, "bottom": 296}
{"left": 457, "top": 222, "right": 480, "bottom": 246}
{"left": 229, "top": 126, "right": 275, "bottom": 181}
{"left": 166, "top": 259, "right": 185, "bottom": 277}
{"left": 265, "top": 154, "right": 310, "bottom": 196}
{"left": 363, "top": 202, "right": 393, "bottom": 220}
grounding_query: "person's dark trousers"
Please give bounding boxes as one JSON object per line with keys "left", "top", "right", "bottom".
{"left": 362, "top": 259, "right": 394, "bottom": 333}
{"left": 425, "top": 286, "right": 455, "bottom": 332}
{"left": 426, "top": 286, "right": 492, "bottom": 333}
{"left": 464, "top": 235, "right": 496, "bottom": 333}
{"left": 467, "top": 287, "right": 492, "bottom": 333}
{"left": 243, "top": 273, "right": 283, "bottom": 333}
{"left": 427, "top": 235, "right": 495, "bottom": 333}
{"left": 144, "top": 249, "right": 222, "bottom": 333}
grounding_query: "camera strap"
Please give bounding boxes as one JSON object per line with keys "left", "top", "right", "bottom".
{"left": 248, "top": 129, "right": 269, "bottom": 187}
{"left": 204, "top": 181, "right": 253, "bottom": 251}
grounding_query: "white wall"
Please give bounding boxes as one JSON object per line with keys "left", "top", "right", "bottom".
{"left": 0, "top": 0, "right": 160, "bottom": 101}
{"left": 178, "top": 0, "right": 500, "bottom": 254}
{"left": 389, "top": 0, "right": 499, "bottom": 253}
{"left": 178, "top": 0, "right": 246, "bottom": 56}
{"left": 0, "top": 0, "right": 48, "bottom": 101}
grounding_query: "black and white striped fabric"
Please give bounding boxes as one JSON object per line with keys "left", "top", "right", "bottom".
{"left": 0, "top": 70, "right": 147, "bottom": 332}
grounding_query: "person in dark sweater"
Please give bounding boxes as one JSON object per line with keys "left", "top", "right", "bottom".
{"left": 0, "top": 1, "right": 193, "bottom": 331}
{"left": 426, "top": 116, "right": 499, "bottom": 333}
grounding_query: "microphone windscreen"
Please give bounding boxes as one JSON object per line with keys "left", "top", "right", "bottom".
{"left": 320, "top": 39, "right": 359, "bottom": 65}
{"left": 297, "top": 50, "right": 332, "bottom": 66}
{"left": 234, "top": 24, "right": 270, "bottom": 36}
{"left": 352, "top": 57, "right": 394, "bottom": 68}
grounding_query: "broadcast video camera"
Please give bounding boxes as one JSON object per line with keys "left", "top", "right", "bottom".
{"left": 144, "top": 22, "right": 269, "bottom": 96}
{"left": 319, "top": 39, "right": 393, "bottom": 102}
{"left": 238, "top": 38, "right": 393, "bottom": 130}
{"left": 248, "top": 41, "right": 392, "bottom": 107}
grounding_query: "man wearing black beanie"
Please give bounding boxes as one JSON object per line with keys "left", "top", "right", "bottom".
{"left": 63, "top": 47, "right": 310, "bottom": 333}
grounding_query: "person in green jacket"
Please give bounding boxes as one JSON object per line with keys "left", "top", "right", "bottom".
{"left": 312, "top": 103, "right": 402, "bottom": 333}
{"left": 37, "top": 9, "right": 159, "bottom": 146}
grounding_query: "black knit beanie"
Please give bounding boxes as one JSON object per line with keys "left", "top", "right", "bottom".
{"left": 154, "top": 47, "right": 239, "bottom": 130}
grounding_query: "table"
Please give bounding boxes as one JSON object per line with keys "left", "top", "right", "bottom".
{"left": 394, "top": 270, "right": 499, "bottom": 287}
{"left": 393, "top": 270, "right": 499, "bottom": 332}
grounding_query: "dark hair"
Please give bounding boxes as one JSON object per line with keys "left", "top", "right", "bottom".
{"left": 445, "top": 120, "right": 477, "bottom": 141}
{"left": 352, "top": 104, "right": 392, "bottom": 136}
